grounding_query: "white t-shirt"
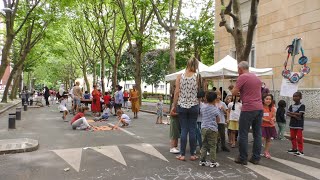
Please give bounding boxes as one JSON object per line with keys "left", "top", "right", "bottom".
{"left": 121, "top": 114, "right": 131, "bottom": 124}
{"left": 197, "top": 102, "right": 205, "bottom": 122}
{"left": 216, "top": 101, "right": 228, "bottom": 124}
{"left": 228, "top": 102, "right": 242, "bottom": 121}
{"left": 60, "top": 98, "right": 67, "bottom": 107}
{"left": 69, "top": 88, "right": 74, "bottom": 98}
{"left": 103, "top": 108, "right": 110, "bottom": 115}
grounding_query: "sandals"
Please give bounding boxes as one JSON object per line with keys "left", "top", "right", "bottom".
{"left": 176, "top": 155, "right": 186, "bottom": 161}
{"left": 189, "top": 155, "right": 199, "bottom": 161}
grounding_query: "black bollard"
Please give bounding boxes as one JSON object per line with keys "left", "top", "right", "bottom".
{"left": 8, "top": 113, "right": 16, "bottom": 129}
{"left": 16, "top": 107, "right": 22, "bottom": 120}
{"left": 23, "top": 103, "right": 28, "bottom": 111}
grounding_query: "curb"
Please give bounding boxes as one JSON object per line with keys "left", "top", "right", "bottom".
{"left": 0, "top": 138, "right": 39, "bottom": 155}
{"left": 284, "top": 134, "right": 320, "bottom": 146}
{"left": 140, "top": 108, "right": 320, "bottom": 146}
{"left": 0, "top": 101, "right": 22, "bottom": 115}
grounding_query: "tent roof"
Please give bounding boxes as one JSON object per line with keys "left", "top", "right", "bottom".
{"left": 200, "top": 55, "right": 273, "bottom": 78}
{"left": 165, "top": 61, "right": 209, "bottom": 81}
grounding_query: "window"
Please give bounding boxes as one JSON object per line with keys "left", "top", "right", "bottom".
{"left": 229, "top": 47, "right": 255, "bottom": 67}
{"left": 250, "top": 48, "right": 256, "bottom": 67}
{"left": 159, "top": 85, "right": 165, "bottom": 90}
{"left": 125, "top": 84, "right": 130, "bottom": 89}
{"left": 230, "top": 49, "right": 237, "bottom": 59}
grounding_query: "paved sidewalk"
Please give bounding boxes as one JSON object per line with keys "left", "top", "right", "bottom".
{"left": 0, "top": 99, "right": 40, "bottom": 154}
{"left": 140, "top": 102, "right": 320, "bottom": 144}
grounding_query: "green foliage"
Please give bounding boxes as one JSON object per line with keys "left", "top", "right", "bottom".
{"left": 177, "top": 0, "right": 215, "bottom": 66}
{"left": 142, "top": 92, "right": 166, "bottom": 99}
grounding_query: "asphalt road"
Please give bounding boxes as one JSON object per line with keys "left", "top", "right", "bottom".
{"left": 0, "top": 102, "right": 319, "bottom": 180}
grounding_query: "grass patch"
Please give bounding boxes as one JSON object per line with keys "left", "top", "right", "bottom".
{"left": 142, "top": 98, "right": 170, "bottom": 104}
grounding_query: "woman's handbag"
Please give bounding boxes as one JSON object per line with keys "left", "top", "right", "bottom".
{"left": 197, "top": 73, "right": 205, "bottom": 98}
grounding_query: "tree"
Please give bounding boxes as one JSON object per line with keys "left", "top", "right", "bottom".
{"left": 116, "top": 0, "right": 155, "bottom": 105}
{"left": 142, "top": 49, "right": 169, "bottom": 93}
{"left": 178, "top": 0, "right": 214, "bottom": 65}
{"left": 219, "top": 0, "right": 259, "bottom": 62}
{"left": 1, "top": 1, "right": 52, "bottom": 102}
{"left": 150, "top": 0, "right": 183, "bottom": 95}
{"left": 0, "top": 0, "right": 40, "bottom": 81}
{"left": 82, "top": 0, "right": 112, "bottom": 93}
{"left": 68, "top": 22, "right": 94, "bottom": 92}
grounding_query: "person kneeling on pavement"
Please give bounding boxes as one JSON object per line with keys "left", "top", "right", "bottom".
{"left": 71, "top": 106, "right": 92, "bottom": 130}
{"left": 113, "top": 110, "right": 131, "bottom": 129}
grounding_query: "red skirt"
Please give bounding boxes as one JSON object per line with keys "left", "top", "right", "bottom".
{"left": 91, "top": 98, "right": 101, "bottom": 112}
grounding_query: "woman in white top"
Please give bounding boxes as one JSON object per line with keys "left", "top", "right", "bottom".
{"left": 171, "top": 57, "right": 199, "bottom": 161}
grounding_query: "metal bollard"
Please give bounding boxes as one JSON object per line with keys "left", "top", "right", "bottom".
{"left": 8, "top": 113, "right": 16, "bottom": 129}
{"left": 16, "top": 107, "right": 22, "bottom": 120}
{"left": 23, "top": 103, "right": 28, "bottom": 111}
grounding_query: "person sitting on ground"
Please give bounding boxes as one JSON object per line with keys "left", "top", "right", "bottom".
{"left": 70, "top": 106, "right": 92, "bottom": 130}
{"left": 199, "top": 91, "right": 220, "bottom": 168}
{"left": 59, "top": 93, "right": 69, "bottom": 121}
{"left": 114, "top": 109, "right": 131, "bottom": 129}
{"left": 94, "top": 104, "right": 110, "bottom": 121}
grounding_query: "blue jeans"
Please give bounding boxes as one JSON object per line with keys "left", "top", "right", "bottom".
{"left": 177, "top": 105, "right": 199, "bottom": 156}
{"left": 196, "top": 122, "right": 202, "bottom": 149}
{"left": 238, "top": 110, "right": 263, "bottom": 161}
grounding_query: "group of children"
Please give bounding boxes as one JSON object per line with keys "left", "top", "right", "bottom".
{"left": 169, "top": 90, "right": 305, "bottom": 168}
{"left": 57, "top": 91, "right": 131, "bottom": 130}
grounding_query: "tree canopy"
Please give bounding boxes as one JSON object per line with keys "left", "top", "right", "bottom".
{"left": 0, "top": 0, "right": 215, "bottom": 101}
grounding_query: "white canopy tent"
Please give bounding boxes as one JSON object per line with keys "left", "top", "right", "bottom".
{"left": 200, "top": 55, "right": 273, "bottom": 78}
{"left": 165, "top": 61, "right": 209, "bottom": 81}
{"left": 199, "top": 55, "right": 275, "bottom": 98}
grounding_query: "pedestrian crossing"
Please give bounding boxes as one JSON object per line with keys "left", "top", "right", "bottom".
{"left": 228, "top": 155, "right": 320, "bottom": 180}
{"left": 51, "top": 142, "right": 320, "bottom": 180}
{"left": 272, "top": 156, "right": 320, "bottom": 179}
{"left": 51, "top": 143, "right": 168, "bottom": 172}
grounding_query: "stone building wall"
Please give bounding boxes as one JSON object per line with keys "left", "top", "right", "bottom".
{"left": 271, "top": 89, "right": 320, "bottom": 119}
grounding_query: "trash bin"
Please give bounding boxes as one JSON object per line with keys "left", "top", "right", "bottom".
{"left": 8, "top": 113, "right": 16, "bottom": 129}
{"left": 16, "top": 107, "right": 22, "bottom": 120}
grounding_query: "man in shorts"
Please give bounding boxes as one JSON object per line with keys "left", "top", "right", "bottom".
{"left": 73, "top": 82, "right": 83, "bottom": 114}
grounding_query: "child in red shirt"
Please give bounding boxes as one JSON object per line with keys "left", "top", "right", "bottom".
{"left": 123, "top": 90, "right": 129, "bottom": 111}
{"left": 71, "top": 106, "right": 91, "bottom": 130}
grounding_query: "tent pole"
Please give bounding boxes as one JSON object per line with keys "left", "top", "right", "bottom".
{"left": 272, "top": 75, "right": 275, "bottom": 98}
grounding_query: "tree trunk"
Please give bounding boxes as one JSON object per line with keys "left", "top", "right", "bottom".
{"left": 83, "top": 68, "right": 90, "bottom": 92}
{"left": 93, "top": 62, "right": 97, "bottom": 86}
{"left": 112, "top": 54, "right": 120, "bottom": 92}
{"left": 169, "top": 29, "right": 177, "bottom": 98}
{"left": 0, "top": 34, "right": 14, "bottom": 81}
{"left": 100, "top": 44, "right": 106, "bottom": 94}
{"left": 112, "top": 64, "right": 118, "bottom": 92}
{"left": 2, "top": 65, "right": 19, "bottom": 103}
{"left": 10, "top": 67, "right": 22, "bottom": 100}
{"left": 135, "top": 41, "right": 143, "bottom": 106}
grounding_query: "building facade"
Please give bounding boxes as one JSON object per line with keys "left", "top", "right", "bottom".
{"left": 215, "top": 0, "right": 320, "bottom": 118}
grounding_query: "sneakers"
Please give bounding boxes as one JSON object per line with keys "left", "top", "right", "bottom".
{"left": 170, "top": 148, "right": 180, "bottom": 154}
{"left": 209, "top": 161, "right": 220, "bottom": 168}
{"left": 294, "top": 151, "right": 304, "bottom": 156}
{"left": 199, "top": 160, "right": 209, "bottom": 166}
{"left": 199, "top": 161, "right": 219, "bottom": 168}
{"left": 287, "top": 149, "right": 298, "bottom": 154}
